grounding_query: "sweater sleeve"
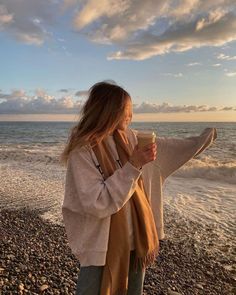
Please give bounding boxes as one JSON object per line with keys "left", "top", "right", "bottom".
{"left": 155, "top": 127, "right": 217, "bottom": 180}
{"left": 62, "top": 146, "right": 142, "bottom": 219}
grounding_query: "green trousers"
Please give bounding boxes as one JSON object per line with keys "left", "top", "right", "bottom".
{"left": 76, "top": 250, "right": 146, "bottom": 295}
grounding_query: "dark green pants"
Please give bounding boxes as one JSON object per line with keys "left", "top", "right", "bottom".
{"left": 76, "top": 250, "right": 145, "bottom": 295}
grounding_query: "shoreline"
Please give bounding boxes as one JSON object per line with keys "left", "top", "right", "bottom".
{"left": 1, "top": 207, "right": 235, "bottom": 295}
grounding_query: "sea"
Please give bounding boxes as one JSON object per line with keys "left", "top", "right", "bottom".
{"left": 0, "top": 121, "right": 235, "bottom": 273}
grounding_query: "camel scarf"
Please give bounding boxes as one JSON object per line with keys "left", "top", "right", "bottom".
{"left": 92, "top": 129, "right": 159, "bottom": 295}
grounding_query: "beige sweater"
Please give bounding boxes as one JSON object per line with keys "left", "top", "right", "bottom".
{"left": 62, "top": 127, "right": 217, "bottom": 266}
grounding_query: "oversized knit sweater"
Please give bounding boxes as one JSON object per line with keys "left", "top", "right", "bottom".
{"left": 62, "top": 127, "right": 217, "bottom": 266}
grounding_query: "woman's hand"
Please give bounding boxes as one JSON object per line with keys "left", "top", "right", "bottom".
{"left": 129, "top": 142, "right": 157, "bottom": 169}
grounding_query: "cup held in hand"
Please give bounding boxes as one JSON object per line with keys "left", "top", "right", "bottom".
{"left": 137, "top": 131, "right": 157, "bottom": 149}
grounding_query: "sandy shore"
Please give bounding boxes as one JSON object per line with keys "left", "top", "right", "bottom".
{"left": 0, "top": 207, "right": 234, "bottom": 295}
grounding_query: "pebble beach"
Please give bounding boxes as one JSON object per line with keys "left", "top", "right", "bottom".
{"left": 1, "top": 207, "right": 235, "bottom": 295}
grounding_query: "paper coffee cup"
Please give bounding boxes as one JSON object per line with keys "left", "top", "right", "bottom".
{"left": 137, "top": 131, "right": 156, "bottom": 148}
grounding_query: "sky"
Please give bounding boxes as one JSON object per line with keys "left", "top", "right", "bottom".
{"left": 0, "top": 0, "right": 236, "bottom": 122}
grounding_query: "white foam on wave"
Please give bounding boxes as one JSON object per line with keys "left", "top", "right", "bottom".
{"left": 0, "top": 160, "right": 65, "bottom": 224}
{"left": 1, "top": 145, "right": 235, "bottom": 185}
{"left": 0, "top": 145, "right": 62, "bottom": 164}
{"left": 164, "top": 177, "right": 235, "bottom": 234}
{"left": 163, "top": 176, "right": 236, "bottom": 265}
{"left": 173, "top": 155, "right": 236, "bottom": 185}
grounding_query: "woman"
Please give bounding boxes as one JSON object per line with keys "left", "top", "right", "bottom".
{"left": 60, "top": 81, "right": 217, "bottom": 295}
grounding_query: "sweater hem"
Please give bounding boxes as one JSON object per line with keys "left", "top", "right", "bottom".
{"left": 75, "top": 250, "right": 107, "bottom": 267}
{"left": 157, "top": 226, "right": 165, "bottom": 240}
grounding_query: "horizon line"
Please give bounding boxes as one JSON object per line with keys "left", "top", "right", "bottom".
{"left": 0, "top": 120, "right": 235, "bottom": 123}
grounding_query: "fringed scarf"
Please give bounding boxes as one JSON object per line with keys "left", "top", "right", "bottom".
{"left": 91, "top": 128, "right": 159, "bottom": 295}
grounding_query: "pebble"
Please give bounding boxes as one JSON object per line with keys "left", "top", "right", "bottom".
{"left": 40, "top": 276, "right": 47, "bottom": 282}
{"left": 39, "top": 284, "right": 49, "bottom": 292}
{"left": 18, "top": 283, "right": 24, "bottom": 290}
{"left": 196, "top": 283, "right": 204, "bottom": 289}
{"left": 167, "top": 288, "right": 182, "bottom": 295}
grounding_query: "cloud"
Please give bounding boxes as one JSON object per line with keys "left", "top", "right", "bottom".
{"left": 64, "top": 0, "right": 236, "bottom": 60}
{"left": 108, "top": 10, "right": 236, "bottom": 60}
{"left": 1, "top": 0, "right": 236, "bottom": 60}
{"left": 162, "top": 72, "right": 183, "bottom": 78}
{"left": 0, "top": 0, "right": 59, "bottom": 45}
{"left": 0, "top": 88, "right": 81, "bottom": 114}
{"left": 0, "top": 4, "right": 14, "bottom": 28}
{"left": 75, "top": 90, "right": 89, "bottom": 97}
{"left": 133, "top": 102, "right": 235, "bottom": 113}
{"left": 187, "top": 62, "right": 202, "bottom": 66}
{"left": 0, "top": 88, "right": 235, "bottom": 114}
{"left": 71, "top": 0, "right": 168, "bottom": 44}
{"left": 195, "top": 8, "right": 227, "bottom": 31}
{"left": 0, "top": 89, "right": 27, "bottom": 100}
{"left": 73, "top": 0, "right": 131, "bottom": 34}
{"left": 222, "top": 106, "right": 236, "bottom": 111}
{"left": 217, "top": 53, "right": 236, "bottom": 60}
{"left": 59, "top": 89, "right": 69, "bottom": 93}
{"left": 212, "top": 63, "right": 221, "bottom": 67}
{"left": 225, "top": 71, "right": 236, "bottom": 77}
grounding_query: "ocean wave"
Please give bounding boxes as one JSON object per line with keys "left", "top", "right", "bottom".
{"left": 0, "top": 147, "right": 61, "bottom": 165}
{"left": 173, "top": 156, "right": 236, "bottom": 184}
{"left": 1, "top": 147, "right": 235, "bottom": 184}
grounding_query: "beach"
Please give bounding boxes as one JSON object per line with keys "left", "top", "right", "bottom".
{"left": 1, "top": 207, "right": 234, "bottom": 294}
{"left": 0, "top": 121, "right": 235, "bottom": 294}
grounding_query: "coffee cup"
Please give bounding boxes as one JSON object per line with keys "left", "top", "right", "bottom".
{"left": 137, "top": 130, "right": 156, "bottom": 148}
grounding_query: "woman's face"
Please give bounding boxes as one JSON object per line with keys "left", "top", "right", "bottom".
{"left": 116, "top": 98, "right": 133, "bottom": 131}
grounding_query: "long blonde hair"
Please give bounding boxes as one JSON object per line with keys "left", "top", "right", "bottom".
{"left": 60, "top": 81, "right": 131, "bottom": 166}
